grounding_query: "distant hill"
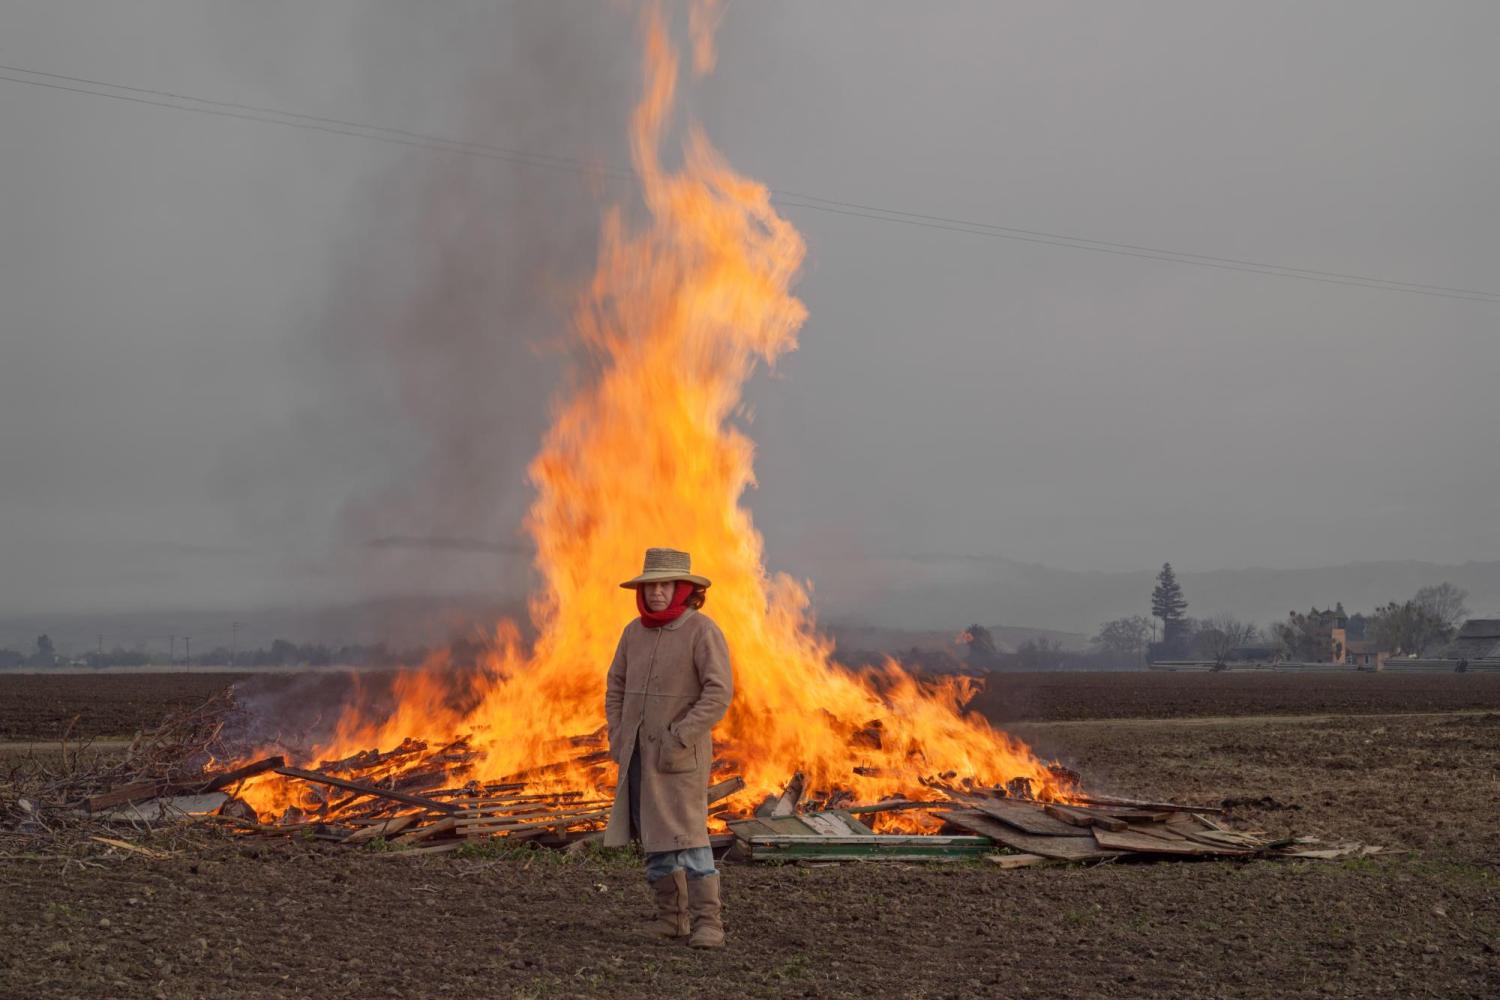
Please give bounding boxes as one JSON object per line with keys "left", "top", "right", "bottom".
{"left": 0, "top": 596, "right": 530, "bottom": 660}
{"left": 3, "top": 558, "right": 1496, "bottom": 656}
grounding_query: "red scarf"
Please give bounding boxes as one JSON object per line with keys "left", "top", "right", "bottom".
{"left": 637, "top": 581, "right": 695, "bottom": 629}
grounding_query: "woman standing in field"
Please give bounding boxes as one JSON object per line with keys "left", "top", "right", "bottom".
{"left": 603, "top": 547, "right": 734, "bottom": 949}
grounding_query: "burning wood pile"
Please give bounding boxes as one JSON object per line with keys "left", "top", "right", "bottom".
{"left": 0, "top": 5, "right": 1382, "bottom": 878}
{"left": 1, "top": 696, "right": 1379, "bottom": 869}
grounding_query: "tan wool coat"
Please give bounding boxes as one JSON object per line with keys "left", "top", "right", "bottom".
{"left": 603, "top": 608, "right": 733, "bottom": 854}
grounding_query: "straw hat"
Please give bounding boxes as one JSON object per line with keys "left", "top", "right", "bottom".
{"left": 619, "top": 547, "right": 712, "bottom": 589}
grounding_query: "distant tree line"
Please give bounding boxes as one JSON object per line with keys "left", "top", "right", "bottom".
{"left": 1084, "top": 569, "right": 1474, "bottom": 667}
{"left": 0, "top": 633, "right": 434, "bottom": 670}
{"left": 957, "top": 626, "right": 1088, "bottom": 671}
{"left": 0, "top": 634, "right": 57, "bottom": 669}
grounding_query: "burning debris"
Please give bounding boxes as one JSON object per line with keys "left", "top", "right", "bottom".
{"left": 235, "top": 0, "right": 1075, "bottom": 822}
{"left": 0, "top": 8, "right": 1391, "bottom": 878}
{"left": 1, "top": 693, "right": 1380, "bottom": 869}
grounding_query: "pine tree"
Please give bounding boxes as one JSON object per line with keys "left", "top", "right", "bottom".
{"left": 1150, "top": 563, "right": 1189, "bottom": 631}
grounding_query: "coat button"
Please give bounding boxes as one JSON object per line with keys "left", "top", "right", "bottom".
{"left": 646, "top": 734, "right": 656, "bottom": 742}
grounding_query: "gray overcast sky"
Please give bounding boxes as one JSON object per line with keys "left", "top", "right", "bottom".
{"left": 2, "top": 1, "right": 1497, "bottom": 618}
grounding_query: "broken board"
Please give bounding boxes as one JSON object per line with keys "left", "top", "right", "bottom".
{"left": 935, "top": 810, "right": 1124, "bottom": 862}
{"left": 104, "top": 793, "right": 229, "bottom": 824}
{"left": 970, "top": 798, "right": 1086, "bottom": 837}
{"left": 1091, "top": 827, "right": 1255, "bottom": 857}
{"left": 745, "top": 834, "right": 994, "bottom": 862}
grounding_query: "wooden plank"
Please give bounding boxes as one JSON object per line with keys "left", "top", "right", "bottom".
{"left": 972, "top": 798, "right": 1082, "bottom": 837}
{"left": 457, "top": 799, "right": 611, "bottom": 819}
{"left": 830, "top": 809, "right": 876, "bottom": 835}
{"left": 1163, "top": 810, "right": 1213, "bottom": 827}
{"left": 1044, "top": 803, "right": 1127, "bottom": 832}
{"left": 1181, "top": 830, "right": 1266, "bottom": 850}
{"left": 456, "top": 812, "right": 610, "bottom": 835}
{"left": 344, "top": 813, "right": 421, "bottom": 845}
{"left": 453, "top": 794, "right": 558, "bottom": 808}
{"left": 707, "top": 775, "right": 745, "bottom": 805}
{"left": 86, "top": 781, "right": 163, "bottom": 813}
{"left": 393, "top": 817, "right": 458, "bottom": 845}
{"left": 752, "top": 834, "right": 990, "bottom": 846}
{"left": 1083, "top": 807, "right": 1172, "bottom": 823}
{"left": 987, "top": 852, "right": 1049, "bottom": 870}
{"left": 1075, "top": 794, "right": 1226, "bottom": 816}
{"left": 1092, "top": 828, "right": 1253, "bottom": 856}
{"left": 428, "top": 782, "right": 526, "bottom": 798}
{"left": 730, "top": 814, "right": 843, "bottom": 839}
{"left": 1192, "top": 812, "right": 1233, "bottom": 833}
{"left": 194, "top": 755, "right": 286, "bottom": 793}
{"left": 104, "top": 793, "right": 228, "bottom": 824}
{"left": 758, "top": 815, "right": 822, "bottom": 836}
{"left": 799, "top": 813, "right": 840, "bottom": 836}
{"left": 273, "top": 766, "right": 459, "bottom": 814}
{"left": 1120, "top": 823, "right": 1190, "bottom": 843}
{"left": 801, "top": 812, "right": 855, "bottom": 836}
{"left": 936, "top": 811, "right": 1124, "bottom": 862}
{"left": 456, "top": 807, "right": 611, "bottom": 834}
{"left": 727, "top": 818, "right": 777, "bottom": 839}
{"left": 1168, "top": 815, "right": 1261, "bottom": 845}
{"left": 766, "top": 772, "right": 805, "bottom": 818}
{"left": 495, "top": 751, "right": 611, "bottom": 784}
{"left": 746, "top": 834, "right": 993, "bottom": 862}
{"left": 843, "top": 799, "right": 961, "bottom": 815}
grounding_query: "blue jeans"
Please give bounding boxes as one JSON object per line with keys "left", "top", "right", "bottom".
{"left": 644, "top": 846, "right": 717, "bottom": 882}
{"left": 629, "top": 738, "right": 719, "bottom": 882}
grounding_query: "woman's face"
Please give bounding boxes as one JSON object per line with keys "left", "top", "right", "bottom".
{"left": 643, "top": 580, "right": 677, "bottom": 611}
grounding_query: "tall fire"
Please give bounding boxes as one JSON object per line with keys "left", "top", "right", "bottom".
{"left": 238, "top": 2, "right": 1072, "bottom": 826}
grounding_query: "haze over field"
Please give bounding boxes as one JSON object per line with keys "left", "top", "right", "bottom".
{"left": 3, "top": 2, "right": 1497, "bottom": 628}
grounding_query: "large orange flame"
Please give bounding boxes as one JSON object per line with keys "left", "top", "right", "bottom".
{"left": 241, "top": 3, "right": 1066, "bottom": 821}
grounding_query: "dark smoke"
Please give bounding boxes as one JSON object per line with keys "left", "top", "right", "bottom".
{"left": 222, "top": 7, "right": 642, "bottom": 614}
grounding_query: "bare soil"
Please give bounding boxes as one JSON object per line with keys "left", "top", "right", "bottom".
{"left": 972, "top": 669, "right": 1500, "bottom": 723}
{"left": 5, "top": 668, "right": 1499, "bottom": 739}
{"left": 2, "top": 674, "right": 1498, "bottom": 998}
{"left": 0, "top": 673, "right": 251, "bottom": 740}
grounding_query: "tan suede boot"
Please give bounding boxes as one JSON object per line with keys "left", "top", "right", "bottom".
{"left": 686, "top": 873, "right": 725, "bottom": 949}
{"left": 647, "top": 869, "right": 689, "bottom": 938}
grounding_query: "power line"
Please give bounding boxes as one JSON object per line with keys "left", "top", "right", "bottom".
{"left": 1, "top": 62, "right": 1496, "bottom": 305}
{"left": 0, "top": 69, "right": 597, "bottom": 176}
{"left": 771, "top": 193, "right": 1500, "bottom": 303}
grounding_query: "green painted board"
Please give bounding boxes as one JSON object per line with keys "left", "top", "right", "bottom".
{"left": 746, "top": 834, "right": 993, "bottom": 861}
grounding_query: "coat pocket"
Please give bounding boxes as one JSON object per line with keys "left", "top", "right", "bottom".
{"left": 656, "top": 731, "right": 698, "bottom": 773}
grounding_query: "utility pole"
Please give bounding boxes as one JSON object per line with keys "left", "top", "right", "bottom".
{"left": 169, "top": 634, "right": 176, "bottom": 664}
{"left": 231, "top": 622, "right": 242, "bottom": 666}
{"left": 184, "top": 636, "right": 191, "bottom": 665}
{"left": 97, "top": 634, "right": 104, "bottom": 657}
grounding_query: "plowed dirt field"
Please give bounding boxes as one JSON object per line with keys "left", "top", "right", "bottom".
{"left": 3, "top": 671, "right": 1497, "bottom": 998}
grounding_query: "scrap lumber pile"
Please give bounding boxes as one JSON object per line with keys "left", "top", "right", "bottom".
{"left": 2, "top": 710, "right": 750, "bottom": 857}
{"left": 212, "top": 767, "right": 749, "bottom": 856}
{"left": 2, "top": 696, "right": 1378, "bottom": 866}
{"left": 1, "top": 691, "right": 272, "bottom": 841}
{"left": 112, "top": 734, "right": 627, "bottom": 854}
{"left": 725, "top": 779, "right": 1382, "bottom": 866}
